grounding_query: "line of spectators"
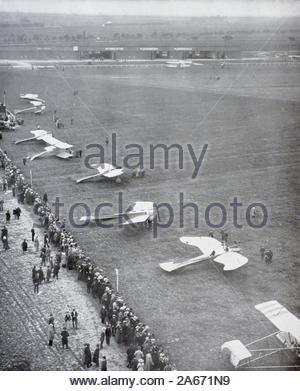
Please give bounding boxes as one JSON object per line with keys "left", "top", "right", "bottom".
{"left": 0, "top": 148, "right": 175, "bottom": 371}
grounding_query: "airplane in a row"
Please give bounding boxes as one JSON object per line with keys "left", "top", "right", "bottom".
{"left": 20, "top": 93, "right": 45, "bottom": 103}
{"left": 165, "top": 60, "right": 203, "bottom": 68}
{"left": 80, "top": 201, "right": 156, "bottom": 227}
{"left": 222, "top": 300, "right": 300, "bottom": 369}
{"left": 159, "top": 236, "right": 248, "bottom": 272}
{"left": 15, "top": 129, "right": 74, "bottom": 161}
{"left": 15, "top": 93, "right": 46, "bottom": 115}
{"left": 76, "top": 163, "right": 124, "bottom": 183}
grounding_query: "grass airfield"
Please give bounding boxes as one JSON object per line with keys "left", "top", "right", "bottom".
{"left": 1, "top": 62, "right": 299, "bottom": 370}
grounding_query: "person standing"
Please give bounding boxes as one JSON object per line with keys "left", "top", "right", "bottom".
{"left": 61, "top": 327, "right": 69, "bottom": 349}
{"left": 46, "top": 266, "right": 52, "bottom": 282}
{"left": 83, "top": 344, "right": 92, "bottom": 368}
{"left": 32, "top": 266, "right": 37, "bottom": 282}
{"left": 46, "top": 247, "right": 51, "bottom": 264}
{"left": 53, "top": 262, "right": 60, "bottom": 280}
{"left": 101, "top": 356, "right": 107, "bottom": 371}
{"left": 264, "top": 249, "right": 273, "bottom": 264}
{"left": 5, "top": 210, "right": 10, "bottom": 223}
{"left": 31, "top": 226, "right": 35, "bottom": 242}
{"left": 49, "top": 255, "right": 54, "bottom": 269}
{"left": 65, "top": 311, "right": 71, "bottom": 329}
{"left": 38, "top": 267, "right": 44, "bottom": 284}
{"left": 49, "top": 324, "right": 55, "bottom": 347}
{"left": 100, "top": 327, "right": 105, "bottom": 349}
{"left": 15, "top": 207, "right": 21, "bottom": 220}
{"left": 48, "top": 313, "right": 55, "bottom": 326}
{"left": 145, "top": 352, "right": 154, "bottom": 371}
{"left": 22, "top": 239, "right": 28, "bottom": 254}
{"left": 105, "top": 323, "right": 112, "bottom": 346}
{"left": 100, "top": 306, "right": 107, "bottom": 324}
{"left": 71, "top": 309, "right": 78, "bottom": 329}
{"left": 93, "top": 344, "right": 100, "bottom": 367}
{"left": 34, "top": 236, "right": 39, "bottom": 252}
{"left": 40, "top": 248, "right": 46, "bottom": 266}
{"left": 33, "top": 272, "right": 40, "bottom": 294}
{"left": 2, "top": 235, "right": 9, "bottom": 251}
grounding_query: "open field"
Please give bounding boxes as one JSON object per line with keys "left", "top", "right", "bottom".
{"left": 1, "top": 61, "right": 299, "bottom": 370}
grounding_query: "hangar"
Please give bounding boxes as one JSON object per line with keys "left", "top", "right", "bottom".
{"left": 78, "top": 43, "right": 242, "bottom": 60}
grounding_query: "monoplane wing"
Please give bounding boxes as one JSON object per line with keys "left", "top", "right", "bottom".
{"left": 15, "top": 129, "right": 49, "bottom": 144}
{"left": 180, "top": 236, "right": 225, "bottom": 256}
{"left": 20, "top": 93, "right": 45, "bottom": 103}
{"left": 255, "top": 301, "right": 300, "bottom": 345}
{"left": 30, "top": 145, "right": 56, "bottom": 161}
{"left": 33, "top": 131, "right": 73, "bottom": 149}
{"left": 30, "top": 129, "right": 49, "bottom": 138}
{"left": 213, "top": 252, "right": 248, "bottom": 271}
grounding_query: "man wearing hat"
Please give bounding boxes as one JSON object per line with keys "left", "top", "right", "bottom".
{"left": 93, "top": 344, "right": 100, "bottom": 367}
{"left": 61, "top": 327, "right": 69, "bottom": 349}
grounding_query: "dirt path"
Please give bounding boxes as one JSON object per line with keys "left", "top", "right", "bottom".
{"left": 0, "top": 184, "right": 128, "bottom": 371}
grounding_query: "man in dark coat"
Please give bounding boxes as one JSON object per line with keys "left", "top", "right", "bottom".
{"left": 22, "top": 239, "right": 28, "bottom": 253}
{"left": 61, "top": 327, "right": 69, "bottom": 349}
{"left": 38, "top": 267, "right": 44, "bottom": 284}
{"left": 15, "top": 207, "right": 21, "bottom": 220}
{"left": 71, "top": 309, "right": 78, "bottom": 329}
{"left": 100, "top": 327, "right": 105, "bottom": 349}
{"left": 93, "top": 344, "right": 100, "bottom": 367}
{"left": 53, "top": 262, "right": 60, "bottom": 279}
{"left": 40, "top": 247, "right": 46, "bottom": 266}
{"left": 5, "top": 210, "right": 10, "bottom": 223}
{"left": 127, "top": 344, "right": 137, "bottom": 368}
{"left": 84, "top": 343, "right": 92, "bottom": 368}
{"left": 100, "top": 306, "right": 107, "bottom": 324}
{"left": 33, "top": 273, "right": 40, "bottom": 294}
{"left": 101, "top": 356, "right": 107, "bottom": 371}
{"left": 264, "top": 249, "right": 273, "bottom": 264}
{"left": 32, "top": 266, "right": 37, "bottom": 282}
{"left": 48, "top": 314, "right": 55, "bottom": 326}
{"left": 31, "top": 227, "right": 35, "bottom": 242}
{"left": 1, "top": 226, "right": 7, "bottom": 240}
{"left": 46, "top": 266, "right": 51, "bottom": 282}
{"left": 105, "top": 323, "right": 112, "bottom": 346}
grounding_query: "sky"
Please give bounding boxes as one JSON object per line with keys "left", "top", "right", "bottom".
{"left": 0, "top": 0, "right": 299, "bottom": 17}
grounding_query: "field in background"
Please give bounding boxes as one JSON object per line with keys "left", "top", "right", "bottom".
{"left": 1, "top": 62, "right": 299, "bottom": 370}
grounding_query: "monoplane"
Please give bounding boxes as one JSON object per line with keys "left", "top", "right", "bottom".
{"left": 76, "top": 163, "right": 124, "bottom": 183}
{"left": 80, "top": 201, "right": 157, "bottom": 227}
{"left": 159, "top": 236, "right": 248, "bottom": 272}
{"left": 165, "top": 60, "right": 203, "bottom": 68}
{"left": 16, "top": 94, "right": 46, "bottom": 114}
{"left": 15, "top": 129, "right": 74, "bottom": 160}
{"left": 20, "top": 93, "right": 45, "bottom": 103}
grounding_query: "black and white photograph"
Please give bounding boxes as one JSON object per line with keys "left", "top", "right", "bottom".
{"left": 0, "top": 0, "right": 299, "bottom": 387}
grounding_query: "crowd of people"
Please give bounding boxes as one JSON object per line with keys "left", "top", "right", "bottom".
{"left": 0, "top": 149, "right": 175, "bottom": 371}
